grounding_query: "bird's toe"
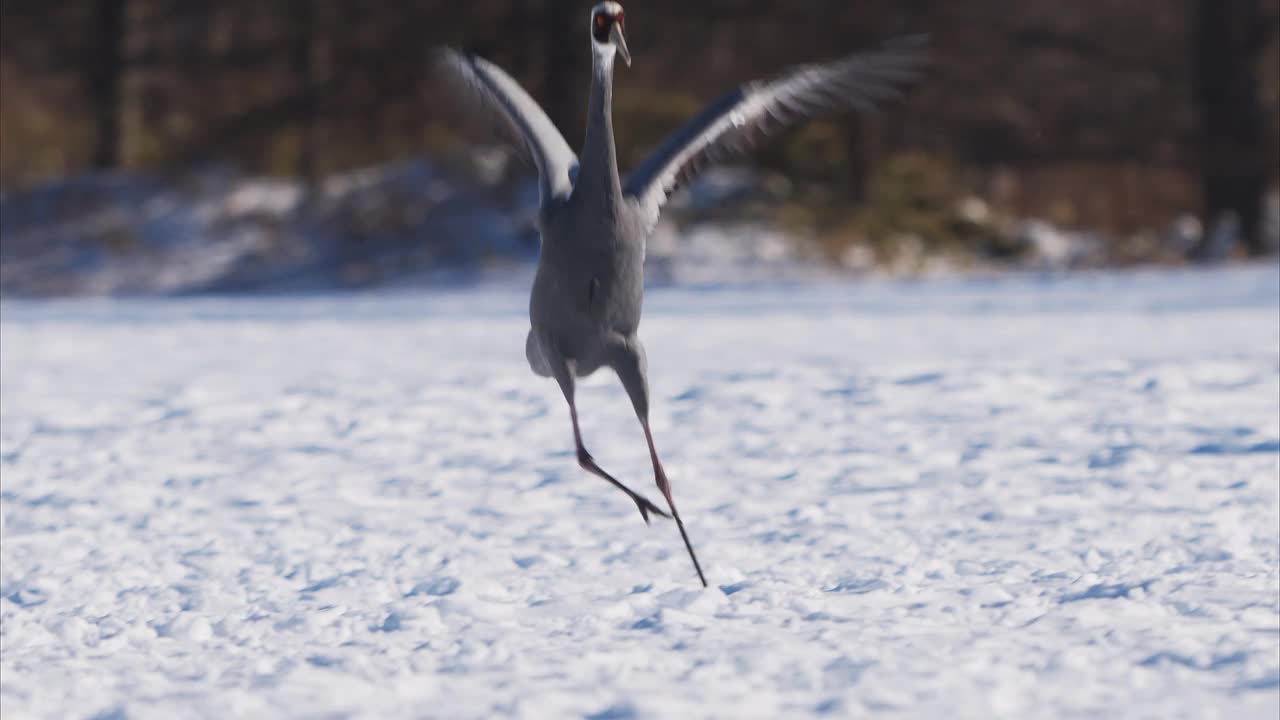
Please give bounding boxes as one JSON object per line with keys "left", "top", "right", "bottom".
{"left": 636, "top": 496, "right": 671, "bottom": 522}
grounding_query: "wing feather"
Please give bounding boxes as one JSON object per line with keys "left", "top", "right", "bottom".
{"left": 432, "top": 49, "right": 578, "bottom": 205}
{"left": 623, "top": 36, "right": 928, "bottom": 232}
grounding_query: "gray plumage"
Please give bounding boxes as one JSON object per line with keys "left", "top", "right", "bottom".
{"left": 435, "top": 2, "right": 926, "bottom": 587}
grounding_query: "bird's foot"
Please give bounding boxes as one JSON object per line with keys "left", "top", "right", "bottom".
{"left": 631, "top": 494, "right": 671, "bottom": 525}
{"left": 576, "top": 446, "right": 671, "bottom": 525}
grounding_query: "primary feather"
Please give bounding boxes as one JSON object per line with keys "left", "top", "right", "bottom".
{"left": 432, "top": 48, "right": 579, "bottom": 206}
{"left": 623, "top": 36, "right": 928, "bottom": 233}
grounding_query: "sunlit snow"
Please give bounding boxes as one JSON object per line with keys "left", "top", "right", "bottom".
{"left": 2, "top": 266, "right": 1277, "bottom": 719}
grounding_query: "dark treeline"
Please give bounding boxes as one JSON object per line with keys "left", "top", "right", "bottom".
{"left": 1, "top": 0, "right": 1277, "bottom": 253}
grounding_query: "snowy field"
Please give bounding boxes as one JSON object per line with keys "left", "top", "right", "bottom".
{"left": 2, "top": 265, "right": 1278, "bottom": 719}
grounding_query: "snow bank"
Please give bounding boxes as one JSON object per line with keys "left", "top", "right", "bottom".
{"left": 0, "top": 160, "right": 535, "bottom": 297}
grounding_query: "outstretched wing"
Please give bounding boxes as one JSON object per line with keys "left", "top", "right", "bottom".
{"left": 433, "top": 48, "right": 578, "bottom": 205}
{"left": 623, "top": 36, "right": 927, "bottom": 233}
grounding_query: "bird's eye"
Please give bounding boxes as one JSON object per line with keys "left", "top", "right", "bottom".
{"left": 595, "top": 14, "right": 606, "bottom": 28}
{"left": 616, "top": 12, "right": 624, "bottom": 24}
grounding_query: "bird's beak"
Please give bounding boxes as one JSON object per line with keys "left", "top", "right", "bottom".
{"left": 611, "top": 23, "right": 631, "bottom": 67}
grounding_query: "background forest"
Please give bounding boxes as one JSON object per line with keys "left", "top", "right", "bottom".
{"left": 1, "top": 1, "right": 1277, "bottom": 293}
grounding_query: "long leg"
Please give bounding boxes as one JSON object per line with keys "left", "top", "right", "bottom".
{"left": 547, "top": 352, "right": 669, "bottom": 524}
{"left": 609, "top": 337, "right": 708, "bottom": 587}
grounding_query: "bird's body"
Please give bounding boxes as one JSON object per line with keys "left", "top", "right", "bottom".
{"left": 527, "top": 207, "right": 645, "bottom": 381}
{"left": 528, "top": 179, "right": 646, "bottom": 379}
{"left": 436, "top": 2, "right": 925, "bottom": 587}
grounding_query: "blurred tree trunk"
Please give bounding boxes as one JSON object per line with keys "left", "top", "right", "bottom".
{"left": 90, "top": 0, "right": 127, "bottom": 169}
{"left": 508, "top": 0, "right": 532, "bottom": 74}
{"left": 1196, "top": 0, "right": 1267, "bottom": 257}
{"left": 542, "top": 0, "right": 579, "bottom": 144}
{"left": 292, "top": 0, "right": 318, "bottom": 184}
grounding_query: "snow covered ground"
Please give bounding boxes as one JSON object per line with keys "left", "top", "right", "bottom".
{"left": 2, "top": 265, "right": 1278, "bottom": 719}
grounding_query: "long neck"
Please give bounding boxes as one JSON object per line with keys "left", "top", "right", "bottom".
{"left": 578, "top": 46, "right": 621, "bottom": 203}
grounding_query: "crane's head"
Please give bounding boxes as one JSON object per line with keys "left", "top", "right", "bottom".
{"left": 590, "top": 2, "right": 630, "bottom": 67}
